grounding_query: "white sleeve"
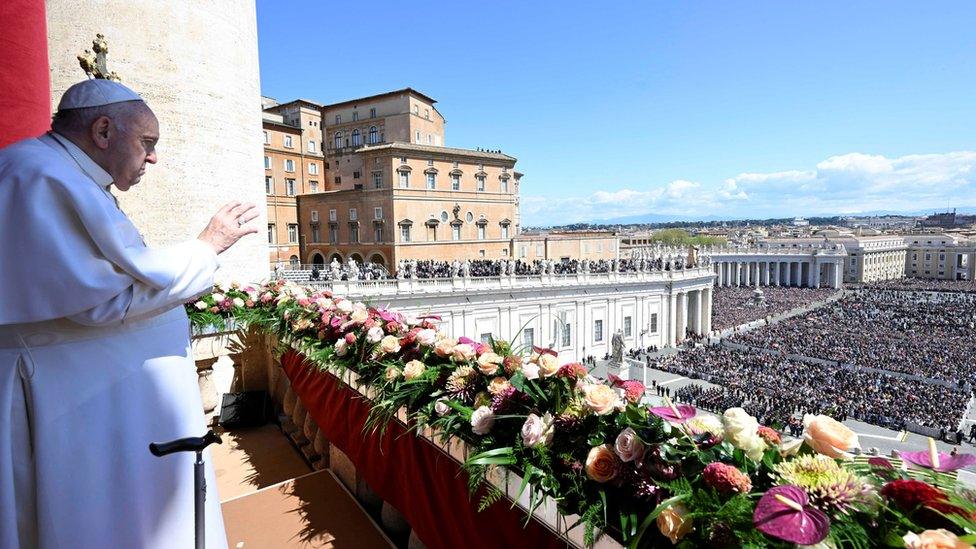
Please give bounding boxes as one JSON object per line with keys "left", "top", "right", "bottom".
{"left": 68, "top": 239, "right": 219, "bottom": 326}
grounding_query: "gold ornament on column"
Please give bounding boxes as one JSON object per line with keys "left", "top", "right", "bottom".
{"left": 77, "top": 33, "right": 122, "bottom": 81}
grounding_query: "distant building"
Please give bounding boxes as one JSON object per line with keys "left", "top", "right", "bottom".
{"left": 792, "top": 217, "right": 809, "bottom": 227}
{"left": 904, "top": 233, "right": 975, "bottom": 280}
{"left": 262, "top": 98, "right": 323, "bottom": 268}
{"left": 298, "top": 89, "right": 521, "bottom": 267}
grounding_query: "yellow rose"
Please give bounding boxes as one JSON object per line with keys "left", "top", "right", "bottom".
{"left": 803, "top": 414, "right": 859, "bottom": 458}
{"left": 584, "top": 444, "right": 620, "bottom": 482}
{"left": 452, "top": 343, "right": 476, "bottom": 362}
{"left": 903, "top": 529, "right": 973, "bottom": 549}
{"left": 487, "top": 376, "right": 511, "bottom": 395}
{"left": 537, "top": 353, "right": 559, "bottom": 377}
{"left": 582, "top": 384, "right": 619, "bottom": 416}
{"left": 403, "top": 360, "right": 426, "bottom": 381}
{"left": 477, "top": 352, "right": 503, "bottom": 375}
{"left": 379, "top": 335, "right": 401, "bottom": 355}
{"left": 656, "top": 503, "right": 693, "bottom": 545}
{"left": 384, "top": 366, "right": 399, "bottom": 381}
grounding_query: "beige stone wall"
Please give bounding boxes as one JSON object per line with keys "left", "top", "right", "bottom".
{"left": 47, "top": 0, "right": 268, "bottom": 283}
{"left": 514, "top": 233, "right": 619, "bottom": 261}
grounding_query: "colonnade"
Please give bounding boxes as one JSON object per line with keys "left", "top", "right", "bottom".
{"left": 711, "top": 259, "right": 843, "bottom": 289}
{"left": 667, "top": 286, "right": 712, "bottom": 347}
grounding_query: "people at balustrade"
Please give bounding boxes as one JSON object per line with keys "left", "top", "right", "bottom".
{"left": 0, "top": 80, "right": 252, "bottom": 547}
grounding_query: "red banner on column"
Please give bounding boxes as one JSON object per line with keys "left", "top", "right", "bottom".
{"left": 0, "top": 0, "right": 50, "bottom": 148}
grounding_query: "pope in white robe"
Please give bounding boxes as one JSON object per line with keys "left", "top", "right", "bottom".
{"left": 0, "top": 79, "right": 257, "bottom": 548}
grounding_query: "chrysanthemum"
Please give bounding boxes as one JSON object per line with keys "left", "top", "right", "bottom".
{"left": 445, "top": 365, "right": 478, "bottom": 402}
{"left": 773, "top": 454, "right": 870, "bottom": 515}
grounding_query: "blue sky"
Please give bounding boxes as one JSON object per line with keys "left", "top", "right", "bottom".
{"left": 257, "top": 1, "right": 976, "bottom": 226}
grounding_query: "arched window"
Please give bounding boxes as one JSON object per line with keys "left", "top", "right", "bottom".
{"left": 333, "top": 132, "right": 342, "bottom": 149}
{"left": 352, "top": 129, "right": 361, "bottom": 146}
{"left": 368, "top": 126, "right": 378, "bottom": 144}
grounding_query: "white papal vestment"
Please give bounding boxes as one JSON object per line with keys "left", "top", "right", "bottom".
{"left": 0, "top": 133, "right": 227, "bottom": 548}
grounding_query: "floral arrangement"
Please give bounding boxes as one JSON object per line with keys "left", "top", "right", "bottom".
{"left": 187, "top": 280, "right": 976, "bottom": 548}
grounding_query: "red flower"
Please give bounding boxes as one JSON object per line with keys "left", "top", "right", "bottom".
{"left": 757, "top": 425, "right": 782, "bottom": 445}
{"left": 881, "top": 479, "right": 966, "bottom": 527}
{"left": 703, "top": 462, "right": 752, "bottom": 495}
{"left": 502, "top": 355, "right": 522, "bottom": 376}
{"left": 556, "top": 362, "right": 588, "bottom": 379}
{"left": 621, "top": 380, "right": 645, "bottom": 404}
{"left": 385, "top": 321, "right": 401, "bottom": 335}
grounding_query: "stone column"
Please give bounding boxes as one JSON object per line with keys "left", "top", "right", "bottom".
{"left": 691, "top": 290, "right": 703, "bottom": 335}
{"left": 734, "top": 262, "right": 741, "bottom": 286}
{"left": 764, "top": 262, "right": 771, "bottom": 285}
{"left": 786, "top": 262, "right": 794, "bottom": 287}
{"left": 753, "top": 262, "right": 760, "bottom": 287}
{"left": 668, "top": 292, "right": 678, "bottom": 347}
{"left": 676, "top": 292, "right": 687, "bottom": 342}
{"left": 813, "top": 262, "right": 821, "bottom": 288}
{"left": 835, "top": 262, "right": 844, "bottom": 288}
{"left": 702, "top": 287, "right": 712, "bottom": 334}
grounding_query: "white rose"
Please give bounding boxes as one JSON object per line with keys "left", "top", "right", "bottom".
{"left": 537, "top": 353, "right": 559, "bottom": 377}
{"left": 686, "top": 415, "right": 725, "bottom": 439}
{"left": 315, "top": 297, "right": 334, "bottom": 310}
{"left": 522, "top": 362, "right": 540, "bottom": 380}
{"left": 194, "top": 300, "right": 207, "bottom": 310}
{"left": 521, "top": 413, "right": 555, "bottom": 448}
{"left": 232, "top": 297, "right": 245, "bottom": 308}
{"left": 614, "top": 427, "right": 645, "bottom": 463}
{"left": 379, "top": 335, "right": 401, "bottom": 355}
{"left": 335, "top": 299, "right": 354, "bottom": 314}
{"left": 471, "top": 406, "right": 495, "bottom": 435}
{"left": 722, "top": 408, "right": 767, "bottom": 461}
{"left": 403, "top": 359, "right": 426, "bottom": 381}
{"left": 416, "top": 329, "right": 437, "bottom": 347}
{"left": 334, "top": 339, "right": 348, "bottom": 357}
{"left": 211, "top": 293, "right": 226, "bottom": 302}
{"left": 366, "top": 326, "right": 385, "bottom": 343}
{"left": 435, "top": 398, "right": 451, "bottom": 416}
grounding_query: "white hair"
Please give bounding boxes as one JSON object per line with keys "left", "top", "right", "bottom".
{"left": 51, "top": 101, "right": 147, "bottom": 136}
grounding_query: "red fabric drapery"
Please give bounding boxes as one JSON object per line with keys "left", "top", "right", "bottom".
{"left": 281, "top": 350, "right": 566, "bottom": 549}
{"left": 0, "top": 0, "right": 50, "bottom": 148}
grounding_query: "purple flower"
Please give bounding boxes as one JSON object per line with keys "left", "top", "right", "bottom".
{"left": 898, "top": 450, "right": 976, "bottom": 473}
{"left": 649, "top": 404, "right": 697, "bottom": 424}
{"left": 754, "top": 485, "right": 830, "bottom": 545}
{"left": 457, "top": 336, "right": 477, "bottom": 345}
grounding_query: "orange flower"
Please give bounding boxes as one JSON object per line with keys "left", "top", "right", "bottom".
{"left": 803, "top": 414, "right": 859, "bottom": 458}
{"left": 903, "top": 529, "right": 973, "bottom": 549}
{"left": 584, "top": 444, "right": 620, "bottom": 483}
{"left": 657, "top": 503, "right": 693, "bottom": 544}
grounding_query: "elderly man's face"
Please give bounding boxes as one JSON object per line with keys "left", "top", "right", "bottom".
{"left": 106, "top": 104, "right": 159, "bottom": 192}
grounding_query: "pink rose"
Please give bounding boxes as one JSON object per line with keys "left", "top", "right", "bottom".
{"left": 614, "top": 427, "right": 645, "bottom": 463}
{"left": 582, "top": 384, "right": 619, "bottom": 415}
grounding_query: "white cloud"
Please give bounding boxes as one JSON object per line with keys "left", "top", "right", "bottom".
{"left": 522, "top": 150, "right": 976, "bottom": 226}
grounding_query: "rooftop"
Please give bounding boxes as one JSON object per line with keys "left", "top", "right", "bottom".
{"left": 361, "top": 142, "right": 516, "bottom": 162}
{"left": 322, "top": 88, "right": 438, "bottom": 111}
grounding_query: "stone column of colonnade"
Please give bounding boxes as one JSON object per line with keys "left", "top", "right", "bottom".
{"left": 668, "top": 292, "right": 678, "bottom": 346}
{"left": 701, "top": 287, "right": 712, "bottom": 334}
{"left": 690, "top": 290, "right": 702, "bottom": 335}
{"left": 676, "top": 292, "right": 688, "bottom": 342}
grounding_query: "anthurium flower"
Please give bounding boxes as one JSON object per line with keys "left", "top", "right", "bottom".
{"left": 754, "top": 485, "right": 830, "bottom": 545}
{"left": 649, "top": 403, "right": 696, "bottom": 424}
{"left": 899, "top": 449, "right": 976, "bottom": 473}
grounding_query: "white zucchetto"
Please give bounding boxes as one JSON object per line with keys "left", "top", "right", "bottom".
{"left": 57, "top": 79, "right": 143, "bottom": 111}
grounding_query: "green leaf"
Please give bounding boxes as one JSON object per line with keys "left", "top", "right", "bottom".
{"left": 465, "top": 446, "right": 515, "bottom": 467}
{"left": 511, "top": 463, "right": 535, "bottom": 509}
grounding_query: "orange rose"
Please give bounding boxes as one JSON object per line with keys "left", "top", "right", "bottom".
{"left": 487, "top": 376, "right": 511, "bottom": 395}
{"left": 582, "top": 384, "right": 619, "bottom": 415}
{"left": 903, "top": 529, "right": 973, "bottom": 549}
{"left": 803, "top": 414, "right": 859, "bottom": 458}
{"left": 656, "top": 503, "right": 693, "bottom": 545}
{"left": 537, "top": 353, "right": 559, "bottom": 377}
{"left": 584, "top": 444, "right": 620, "bottom": 483}
{"left": 477, "top": 352, "right": 503, "bottom": 375}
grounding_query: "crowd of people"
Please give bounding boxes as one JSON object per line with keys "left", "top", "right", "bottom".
{"left": 853, "top": 278, "right": 976, "bottom": 294}
{"left": 659, "top": 346, "right": 969, "bottom": 431}
{"left": 710, "top": 286, "right": 839, "bottom": 331}
{"left": 728, "top": 289, "right": 976, "bottom": 386}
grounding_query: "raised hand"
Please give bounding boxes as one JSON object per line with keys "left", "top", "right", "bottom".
{"left": 197, "top": 201, "right": 259, "bottom": 255}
